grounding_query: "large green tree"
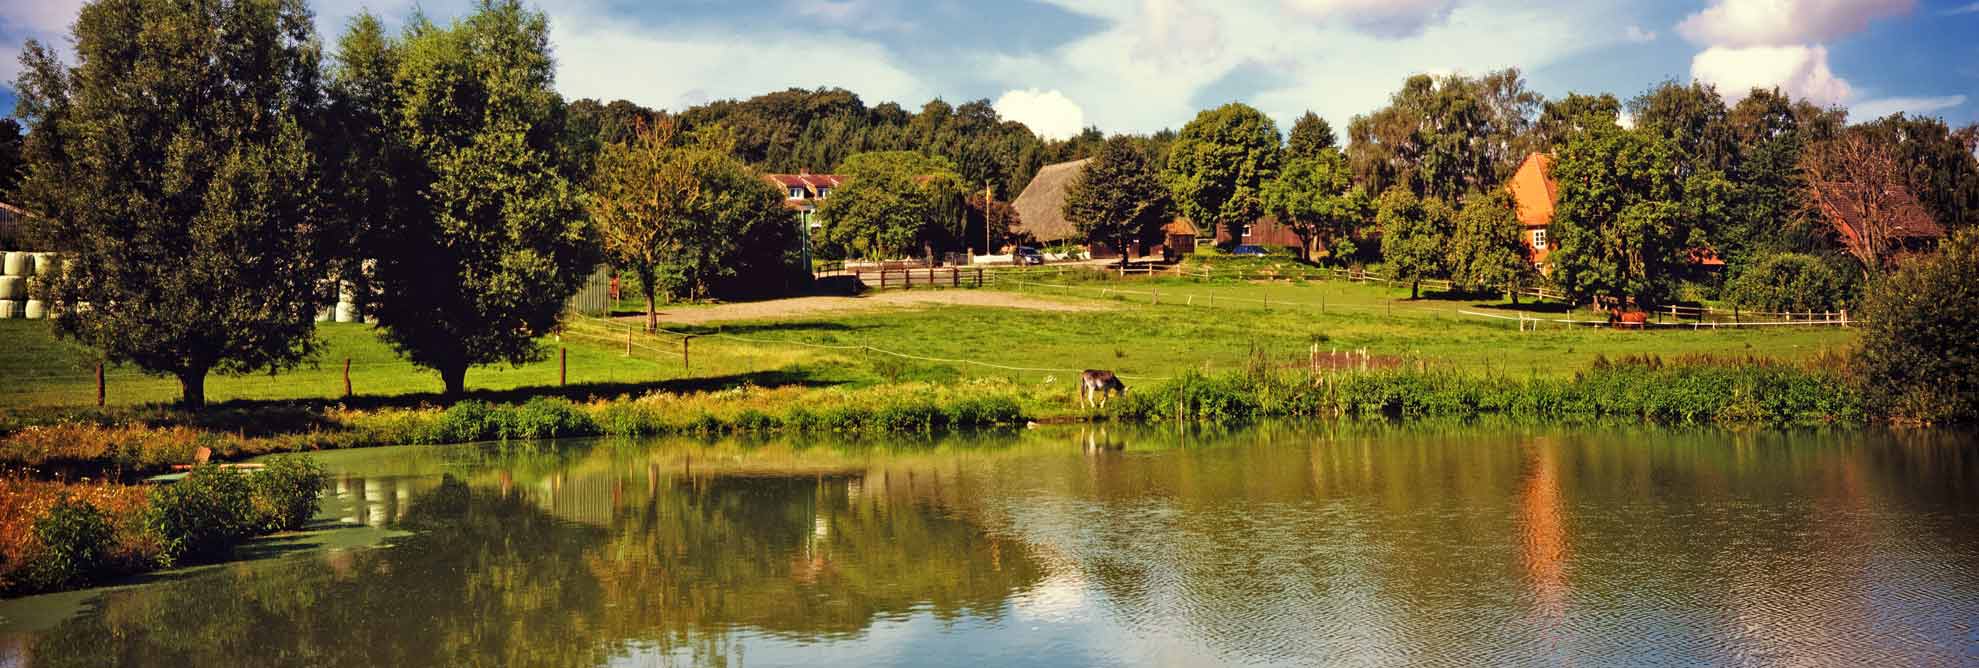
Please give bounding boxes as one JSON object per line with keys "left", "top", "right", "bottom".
{"left": 1547, "top": 125, "right": 1691, "bottom": 307}
{"left": 1856, "top": 228, "right": 1979, "bottom": 422}
{"left": 337, "top": 1, "right": 597, "bottom": 396}
{"left": 1063, "top": 136, "right": 1172, "bottom": 270}
{"left": 1285, "top": 111, "right": 1338, "bottom": 160}
{"left": 0, "top": 119, "right": 22, "bottom": 199}
{"left": 816, "top": 151, "right": 963, "bottom": 259}
{"left": 1627, "top": 80, "right": 1739, "bottom": 177}
{"left": 1347, "top": 70, "right": 1540, "bottom": 202}
{"left": 15, "top": 0, "right": 330, "bottom": 409}
{"left": 1165, "top": 103, "right": 1282, "bottom": 241}
{"left": 1533, "top": 92, "right": 1621, "bottom": 151}
{"left": 1260, "top": 148, "right": 1364, "bottom": 263}
{"left": 1376, "top": 188, "right": 1456, "bottom": 299}
{"left": 1447, "top": 189, "right": 1535, "bottom": 298}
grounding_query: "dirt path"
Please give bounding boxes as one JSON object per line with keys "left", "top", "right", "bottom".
{"left": 623, "top": 289, "right": 1109, "bottom": 325}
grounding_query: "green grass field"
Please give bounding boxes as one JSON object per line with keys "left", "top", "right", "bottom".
{"left": 0, "top": 274, "right": 1858, "bottom": 411}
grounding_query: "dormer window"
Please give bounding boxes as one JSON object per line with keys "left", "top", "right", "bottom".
{"left": 817, "top": 187, "right": 831, "bottom": 198}
{"left": 788, "top": 186, "right": 805, "bottom": 200}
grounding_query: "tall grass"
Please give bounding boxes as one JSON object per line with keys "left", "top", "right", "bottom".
{"left": 1117, "top": 353, "right": 1864, "bottom": 426}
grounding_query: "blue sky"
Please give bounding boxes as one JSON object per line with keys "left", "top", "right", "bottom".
{"left": 3, "top": 0, "right": 1975, "bottom": 139}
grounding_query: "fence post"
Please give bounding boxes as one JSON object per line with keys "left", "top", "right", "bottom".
{"left": 625, "top": 327, "right": 632, "bottom": 356}
{"left": 96, "top": 362, "right": 105, "bottom": 407}
{"left": 1152, "top": 289, "right": 1159, "bottom": 306}
{"left": 682, "top": 336, "right": 691, "bottom": 371}
{"left": 343, "top": 358, "right": 353, "bottom": 399}
{"left": 560, "top": 347, "right": 567, "bottom": 386}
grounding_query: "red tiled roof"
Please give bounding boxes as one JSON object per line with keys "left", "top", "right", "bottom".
{"left": 1507, "top": 153, "right": 1556, "bottom": 230}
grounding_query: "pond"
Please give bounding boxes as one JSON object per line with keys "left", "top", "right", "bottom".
{"left": 2, "top": 424, "right": 1976, "bottom": 666}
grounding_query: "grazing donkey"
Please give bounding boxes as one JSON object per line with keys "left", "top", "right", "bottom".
{"left": 1080, "top": 370, "right": 1127, "bottom": 408}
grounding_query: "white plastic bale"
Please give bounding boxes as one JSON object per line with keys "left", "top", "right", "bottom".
{"left": 334, "top": 302, "right": 357, "bottom": 323}
{"left": 1, "top": 252, "right": 26, "bottom": 276}
{"left": 315, "top": 308, "right": 331, "bottom": 323}
{"left": 0, "top": 276, "right": 22, "bottom": 300}
{"left": 30, "top": 253, "right": 57, "bottom": 276}
{"left": 0, "top": 300, "right": 17, "bottom": 318}
{"left": 23, "top": 300, "right": 45, "bottom": 319}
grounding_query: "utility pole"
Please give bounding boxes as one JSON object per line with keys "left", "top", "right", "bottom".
{"left": 983, "top": 182, "right": 994, "bottom": 257}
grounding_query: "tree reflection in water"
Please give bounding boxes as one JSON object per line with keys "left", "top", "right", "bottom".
{"left": 9, "top": 425, "right": 1979, "bottom": 667}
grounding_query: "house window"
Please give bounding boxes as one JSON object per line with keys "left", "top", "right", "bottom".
{"left": 1241, "top": 224, "right": 1254, "bottom": 238}
{"left": 1531, "top": 229, "right": 1547, "bottom": 249}
{"left": 788, "top": 186, "right": 805, "bottom": 200}
{"left": 817, "top": 187, "right": 831, "bottom": 198}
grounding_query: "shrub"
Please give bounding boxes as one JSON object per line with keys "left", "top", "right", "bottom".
{"left": 1724, "top": 252, "right": 1854, "bottom": 313}
{"left": 428, "top": 401, "right": 495, "bottom": 443}
{"left": 496, "top": 397, "right": 596, "bottom": 440}
{"left": 144, "top": 466, "right": 255, "bottom": 565}
{"left": 1857, "top": 228, "right": 1979, "bottom": 422}
{"left": 29, "top": 496, "right": 115, "bottom": 590}
{"left": 250, "top": 455, "right": 326, "bottom": 532}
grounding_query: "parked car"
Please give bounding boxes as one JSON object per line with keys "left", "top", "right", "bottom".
{"left": 1014, "top": 246, "right": 1045, "bottom": 265}
{"left": 1230, "top": 245, "right": 1269, "bottom": 256}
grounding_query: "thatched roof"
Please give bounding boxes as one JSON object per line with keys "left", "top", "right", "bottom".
{"left": 1010, "top": 159, "right": 1090, "bottom": 243}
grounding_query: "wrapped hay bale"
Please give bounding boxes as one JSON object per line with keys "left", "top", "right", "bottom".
{"left": 0, "top": 300, "right": 17, "bottom": 318}
{"left": 315, "top": 308, "right": 331, "bottom": 323}
{"left": 334, "top": 301, "right": 357, "bottom": 323}
{"left": 23, "top": 300, "right": 45, "bottom": 319}
{"left": 1, "top": 252, "right": 26, "bottom": 277}
{"left": 0, "top": 275, "right": 23, "bottom": 299}
{"left": 29, "top": 253, "right": 58, "bottom": 276}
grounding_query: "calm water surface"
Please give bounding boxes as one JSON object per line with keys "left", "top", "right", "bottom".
{"left": 2, "top": 424, "right": 1977, "bottom": 667}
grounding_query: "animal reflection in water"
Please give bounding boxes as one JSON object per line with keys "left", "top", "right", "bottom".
{"left": 1082, "top": 426, "right": 1126, "bottom": 453}
{"left": 1080, "top": 369, "right": 1126, "bottom": 408}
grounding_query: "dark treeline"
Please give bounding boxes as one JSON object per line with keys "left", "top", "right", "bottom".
{"left": 564, "top": 89, "right": 1164, "bottom": 200}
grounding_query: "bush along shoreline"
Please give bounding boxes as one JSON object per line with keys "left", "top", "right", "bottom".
{"left": 0, "top": 456, "right": 325, "bottom": 597}
{"left": 1115, "top": 355, "right": 1864, "bottom": 425}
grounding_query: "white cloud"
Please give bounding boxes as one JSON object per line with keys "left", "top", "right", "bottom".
{"left": 995, "top": 0, "right": 1627, "bottom": 134}
{"left": 1623, "top": 24, "right": 1657, "bottom": 43}
{"left": 1677, "top": 0, "right": 1914, "bottom": 47}
{"left": 1280, "top": 0, "right": 1460, "bottom": 38}
{"left": 1690, "top": 44, "right": 1852, "bottom": 106}
{"left": 1849, "top": 94, "right": 1968, "bottom": 120}
{"left": 1944, "top": 2, "right": 1979, "bottom": 14}
{"left": 548, "top": 10, "right": 927, "bottom": 113}
{"left": 993, "top": 89, "right": 1088, "bottom": 140}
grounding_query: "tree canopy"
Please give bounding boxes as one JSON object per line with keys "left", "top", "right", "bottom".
{"left": 1286, "top": 112, "right": 1338, "bottom": 159}
{"left": 1448, "top": 189, "right": 1535, "bottom": 297}
{"left": 1548, "top": 125, "right": 1690, "bottom": 307}
{"left": 1376, "top": 188, "right": 1456, "bottom": 299}
{"left": 1064, "top": 136, "right": 1172, "bottom": 269}
{"left": 816, "top": 151, "right": 963, "bottom": 259}
{"left": 1261, "top": 148, "right": 1363, "bottom": 263}
{"left": 1165, "top": 103, "right": 1282, "bottom": 241}
{"left": 339, "top": 0, "right": 597, "bottom": 396}
{"left": 15, "top": 0, "right": 331, "bottom": 409}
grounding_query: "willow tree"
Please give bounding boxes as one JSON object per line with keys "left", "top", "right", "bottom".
{"left": 339, "top": 1, "right": 596, "bottom": 396}
{"left": 14, "top": 0, "right": 329, "bottom": 409}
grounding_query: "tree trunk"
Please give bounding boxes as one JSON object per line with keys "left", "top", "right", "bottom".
{"left": 177, "top": 368, "right": 207, "bottom": 411}
{"left": 644, "top": 289, "right": 658, "bottom": 333}
{"left": 1411, "top": 280, "right": 1420, "bottom": 300}
{"left": 1119, "top": 235, "right": 1131, "bottom": 273}
{"left": 440, "top": 364, "right": 468, "bottom": 397}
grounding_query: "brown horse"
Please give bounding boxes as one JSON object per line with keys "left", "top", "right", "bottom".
{"left": 1081, "top": 370, "right": 1127, "bottom": 408}
{"left": 1609, "top": 309, "right": 1649, "bottom": 330}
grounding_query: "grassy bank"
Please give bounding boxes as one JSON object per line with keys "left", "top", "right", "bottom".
{"left": 0, "top": 457, "right": 324, "bottom": 597}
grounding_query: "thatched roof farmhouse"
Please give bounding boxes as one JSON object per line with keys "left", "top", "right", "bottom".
{"left": 1010, "top": 159, "right": 1090, "bottom": 243}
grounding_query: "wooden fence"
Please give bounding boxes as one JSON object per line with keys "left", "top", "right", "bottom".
{"left": 858, "top": 267, "right": 991, "bottom": 290}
